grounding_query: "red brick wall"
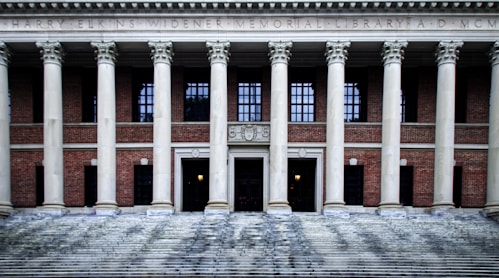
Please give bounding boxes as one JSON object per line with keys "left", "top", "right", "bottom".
{"left": 315, "top": 66, "right": 327, "bottom": 122}
{"left": 417, "top": 67, "right": 437, "bottom": 123}
{"left": 367, "top": 67, "right": 383, "bottom": 122}
{"left": 227, "top": 67, "right": 238, "bottom": 122}
{"left": 11, "top": 151, "right": 43, "bottom": 207}
{"left": 401, "top": 125, "right": 435, "bottom": 144}
{"left": 345, "top": 124, "right": 382, "bottom": 143}
{"left": 11, "top": 126, "right": 43, "bottom": 144}
{"left": 116, "top": 150, "right": 153, "bottom": 206}
{"left": 116, "top": 67, "right": 133, "bottom": 122}
{"left": 63, "top": 150, "right": 97, "bottom": 206}
{"left": 288, "top": 124, "right": 325, "bottom": 142}
{"left": 172, "top": 67, "right": 184, "bottom": 122}
{"left": 10, "top": 68, "right": 37, "bottom": 124}
{"left": 63, "top": 68, "right": 82, "bottom": 123}
{"left": 456, "top": 150, "right": 487, "bottom": 207}
{"left": 63, "top": 126, "right": 97, "bottom": 144}
{"left": 466, "top": 67, "right": 490, "bottom": 123}
{"left": 400, "top": 150, "right": 434, "bottom": 207}
{"left": 344, "top": 149, "right": 381, "bottom": 207}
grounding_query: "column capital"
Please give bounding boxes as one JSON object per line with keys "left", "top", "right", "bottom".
{"left": 206, "top": 41, "right": 230, "bottom": 65}
{"left": 36, "top": 41, "right": 64, "bottom": 65}
{"left": 149, "top": 41, "right": 173, "bottom": 65}
{"left": 435, "top": 41, "right": 463, "bottom": 66}
{"left": 382, "top": 40, "right": 407, "bottom": 66}
{"left": 268, "top": 41, "right": 292, "bottom": 65}
{"left": 91, "top": 41, "right": 118, "bottom": 64}
{"left": 490, "top": 41, "right": 499, "bottom": 67}
{"left": 0, "top": 42, "right": 10, "bottom": 67}
{"left": 325, "top": 41, "right": 351, "bottom": 65}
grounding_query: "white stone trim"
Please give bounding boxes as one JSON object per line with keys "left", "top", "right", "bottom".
{"left": 173, "top": 147, "right": 210, "bottom": 212}
{"left": 8, "top": 143, "right": 490, "bottom": 150}
{"left": 288, "top": 147, "right": 324, "bottom": 212}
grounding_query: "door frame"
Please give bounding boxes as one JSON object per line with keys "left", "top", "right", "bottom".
{"left": 288, "top": 147, "right": 323, "bottom": 212}
{"left": 228, "top": 147, "right": 269, "bottom": 212}
{"left": 174, "top": 145, "right": 210, "bottom": 212}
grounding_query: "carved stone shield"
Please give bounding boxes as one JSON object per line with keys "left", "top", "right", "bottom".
{"left": 243, "top": 125, "right": 255, "bottom": 141}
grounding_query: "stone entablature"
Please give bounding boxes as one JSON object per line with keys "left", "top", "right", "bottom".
{"left": 1, "top": 16, "right": 498, "bottom": 33}
{"left": 0, "top": 1, "right": 497, "bottom": 13}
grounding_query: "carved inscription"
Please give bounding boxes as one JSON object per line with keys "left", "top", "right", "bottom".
{"left": 2, "top": 16, "right": 497, "bottom": 31}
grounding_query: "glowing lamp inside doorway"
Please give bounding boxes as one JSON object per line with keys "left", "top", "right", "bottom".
{"left": 294, "top": 174, "right": 301, "bottom": 182}
{"left": 197, "top": 175, "right": 204, "bottom": 182}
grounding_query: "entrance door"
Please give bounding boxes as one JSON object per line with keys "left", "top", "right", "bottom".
{"left": 344, "top": 165, "right": 364, "bottom": 205}
{"left": 235, "top": 159, "right": 263, "bottom": 211}
{"left": 400, "top": 166, "right": 414, "bottom": 206}
{"left": 84, "top": 166, "right": 97, "bottom": 207}
{"left": 182, "top": 159, "right": 209, "bottom": 211}
{"left": 288, "top": 159, "right": 316, "bottom": 212}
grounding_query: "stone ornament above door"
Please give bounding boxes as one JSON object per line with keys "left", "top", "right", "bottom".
{"left": 228, "top": 124, "right": 270, "bottom": 144}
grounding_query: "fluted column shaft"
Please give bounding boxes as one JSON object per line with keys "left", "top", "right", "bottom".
{"left": 92, "top": 41, "right": 119, "bottom": 215}
{"left": 323, "top": 41, "right": 350, "bottom": 215}
{"left": 36, "top": 41, "right": 66, "bottom": 211}
{"left": 0, "top": 42, "right": 12, "bottom": 214}
{"left": 485, "top": 41, "right": 499, "bottom": 215}
{"left": 205, "top": 41, "right": 230, "bottom": 214}
{"left": 267, "top": 41, "right": 292, "bottom": 215}
{"left": 148, "top": 41, "right": 174, "bottom": 215}
{"left": 432, "top": 41, "right": 463, "bottom": 212}
{"left": 379, "top": 41, "right": 407, "bottom": 212}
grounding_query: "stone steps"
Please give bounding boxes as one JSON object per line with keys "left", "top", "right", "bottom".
{"left": 0, "top": 212, "right": 498, "bottom": 277}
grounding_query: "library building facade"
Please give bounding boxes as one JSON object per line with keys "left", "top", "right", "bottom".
{"left": 0, "top": 0, "right": 499, "bottom": 218}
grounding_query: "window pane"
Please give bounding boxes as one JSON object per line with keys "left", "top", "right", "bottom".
{"left": 237, "top": 82, "right": 262, "bottom": 122}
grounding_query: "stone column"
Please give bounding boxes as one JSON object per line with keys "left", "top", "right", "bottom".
{"left": 91, "top": 41, "right": 120, "bottom": 215}
{"left": 323, "top": 41, "right": 350, "bottom": 217}
{"left": 377, "top": 41, "right": 408, "bottom": 217}
{"left": 431, "top": 41, "right": 463, "bottom": 214}
{"left": 484, "top": 41, "right": 499, "bottom": 217}
{"left": 267, "top": 41, "right": 293, "bottom": 215}
{"left": 36, "top": 41, "right": 67, "bottom": 216}
{"left": 0, "top": 42, "right": 13, "bottom": 216}
{"left": 205, "top": 41, "right": 230, "bottom": 214}
{"left": 148, "top": 41, "right": 174, "bottom": 215}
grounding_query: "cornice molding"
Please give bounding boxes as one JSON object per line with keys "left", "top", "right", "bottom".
{"left": 0, "top": 1, "right": 497, "bottom": 14}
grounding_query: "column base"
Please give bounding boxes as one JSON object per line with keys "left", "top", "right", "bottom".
{"left": 429, "top": 202, "right": 455, "bottom": 216}
{"left": 147, "top": 202, "right": 175, "bottom": 216}
{"left": 205, "top": 200, "right": 230, "bottom": 215}
{"left": 37, "top": 204, "right": 69, "bottom": 217}
{"left": 376, "top": 203, "right": 407, "bottom": 217}
{"left": 267, "top": 201, "right": 292, "bottom": 215}
{"left": 376, "top": 202, "right": 407, "bottom": 217}
{"left": 95, "top": 202, "right": 120, "bottom": 216}
{"left": 481, "top": 203, "right": 499, "bottom": 221}
{"left": 0, "top": 203, "right": 14, "bottom": 219}
{"left": 323, "top": 203, "right": 350, "bottom": 218}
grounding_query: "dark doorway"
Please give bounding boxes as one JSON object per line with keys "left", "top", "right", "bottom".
{"left": 288, "top": 159, "right": 316, "bottom": 212}
{"left": 453, "top": 166, "right": 463, "bottom": 208}
{"left": 84, "top": 166, "right": 97, "bottom": 207}
{"left": 35, "top": 166, "right": 44, "bottom": 206}
{"left": 400, "top": 166, "right": 414, "bottom": 206}
{"left": 344, "top": 165, "right": 364, "bottom": 205}
{"left": 134, "top": 165, "right": 153, "bottom": 205}
{"left": 183, "top": 159, "right": 209, "bottom": 211}
{"left": 235, "top": 159, "right": 263, "bottom": 211}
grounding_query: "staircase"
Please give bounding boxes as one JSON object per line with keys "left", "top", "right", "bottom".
{"left": 0, "top": 212, "right": 498, "bottom": 277}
